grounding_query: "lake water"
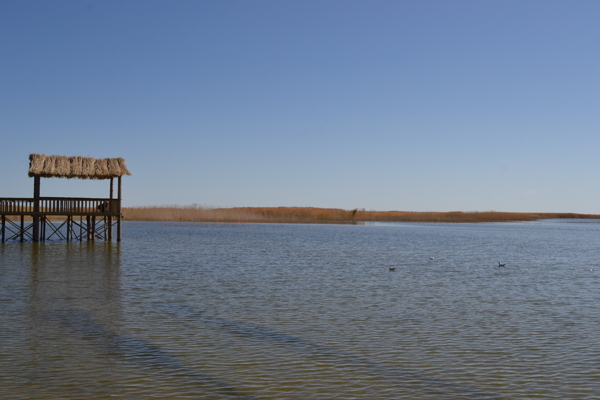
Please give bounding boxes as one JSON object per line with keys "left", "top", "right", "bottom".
{"left": 1, "top": 220, "right": 599, "bottom": 399}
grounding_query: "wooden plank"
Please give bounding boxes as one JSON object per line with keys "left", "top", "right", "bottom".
{"left": 0, "top": 198, "right": 35, "bottom": 201}
{"left": 39, "top": 197, "right": 112, "bottom": 201}
{"left": 0, "top": 211, "right": 122, "bottom": 217}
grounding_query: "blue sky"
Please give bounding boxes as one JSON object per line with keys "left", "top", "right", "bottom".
{"left": 1, "top": 1, "right": 599, "bottom": 212}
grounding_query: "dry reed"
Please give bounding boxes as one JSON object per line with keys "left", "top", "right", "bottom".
{"left": 122, "top": 205, "right": 600, "bottom": 224}
{"left": 28, "top": 154, "right": 131, "bottom": 179}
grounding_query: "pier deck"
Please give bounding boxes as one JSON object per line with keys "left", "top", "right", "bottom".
{"left": 0, "top": 196, "right": 122, "bottom": 242}
{"left": 3, "top": 153, "right": 130, "bottom": 243}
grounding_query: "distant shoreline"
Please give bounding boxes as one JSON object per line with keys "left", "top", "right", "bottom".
{"left": 122, "top": 206, "right": 600, "bottom": 224}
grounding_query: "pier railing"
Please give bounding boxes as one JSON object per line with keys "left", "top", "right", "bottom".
{"left": 0, "top": 197, "right": 120, "bottom": 216}
{"left": 1, "top": 197, "right": 122, "bottom": 242}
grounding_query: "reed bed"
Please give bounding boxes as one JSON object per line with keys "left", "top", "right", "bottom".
{"left": 122, "top": 205, "right": 600, "bottom": 224}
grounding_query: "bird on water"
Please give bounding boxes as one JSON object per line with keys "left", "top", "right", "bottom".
{"left": 498, "top": 262, "right": 506, "bottom": 267}
{"left": 389, "top": 267, "right": 396, "bottom": 272}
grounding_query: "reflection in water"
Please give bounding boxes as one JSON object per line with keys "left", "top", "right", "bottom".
{"left": 28, "top": 242, "right": 122, "bottom": 318}
{"left": 8, "top": 243, "right": 128, "bottom": 398}
{"left": 3, "top": 242, "right": 252, "bottom": 399}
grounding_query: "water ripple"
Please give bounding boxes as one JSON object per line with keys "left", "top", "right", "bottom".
{"left": 2, "top": 221, "right": 600, "bottom": 399}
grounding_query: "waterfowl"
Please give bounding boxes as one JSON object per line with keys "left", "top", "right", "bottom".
{"left": 389, "top": 267, "right": 396, "bottom": 272}
{"left": 498, "top": 262, "right": 506, "bottom": 267}
{"left": 430, "top": 257, "right": 435, "bottom": 260}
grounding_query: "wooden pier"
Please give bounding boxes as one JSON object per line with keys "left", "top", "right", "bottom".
{"left": 1, "top": 154, "right": 130, "bottom": 243}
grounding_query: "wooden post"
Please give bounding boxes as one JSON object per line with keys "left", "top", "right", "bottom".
{"left": 80, "top": 216, "right": 83, "bottom": 241}
{"left": 1, "top": 215, "right": 5, "bottom": 243}
{"left": 20, "top": 215, "right": 24, "bottom": 242}
{"left": 86, "top": 216, "right": 91, "bottom": 240}
{"left": 33, "top": 176, "right": 40, "bottom": 242}
{"left": 117, "top": 176, "right": 122, "bottom": 242}
{"left": 66, "top": 216, "right": 71, "bottom": 241}
{"left": 108, "top": 178, "right": 113, "bottom": 240}
{"left": 91, "top": 216, "right": 96, "bottom": 240}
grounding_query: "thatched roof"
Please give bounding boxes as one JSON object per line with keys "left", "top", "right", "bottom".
{"left": 28, "top": 154, "right": 131, "bottom": 179}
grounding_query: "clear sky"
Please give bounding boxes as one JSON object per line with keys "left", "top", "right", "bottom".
{"left": 1, "top": 1, "right": 599, "bottom": 212}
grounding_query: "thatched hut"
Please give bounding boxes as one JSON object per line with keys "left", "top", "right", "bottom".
{"left": 25, "top": 153, "right": 130, "bottom": 242}
{"left": 28, "top": 154, "right": 131, "bottom": 179}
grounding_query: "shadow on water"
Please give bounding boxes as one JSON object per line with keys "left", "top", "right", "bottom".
{"left": 46, "top": 308, "right": 255, "bottom": 400}
{"left": 16, "top": 242, "right": 254, "bottom": 400}
{"left": 158, "top": 302, "right": 504, "bottom": 400}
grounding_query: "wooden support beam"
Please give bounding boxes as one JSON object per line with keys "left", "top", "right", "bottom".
{"left": 1, "top": 215, "right": 5, "bottom": 243}
{"left": 33, "top": 176, "right": 40, "bottom": 242}
{"left": 108, "top": 178, "right": 113, "bottom": 240}
{"left": 86, "top": 216, "right": 91, "bottom": 240}
{"left": 20, "top": 215, "right": 24, "bottom": 242}
{"left": 66, "top": 216, "right": 71, "bottom": 241}
{"left": 117, "top": 176, "right": 122, "bottom": 242}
